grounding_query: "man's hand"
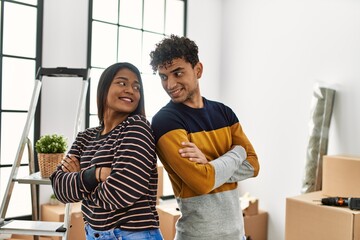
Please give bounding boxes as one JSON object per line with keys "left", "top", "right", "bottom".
{"left": 179, "top": 142, "right": 208, "bottom": 164}
{"left": 61, "top": 154, "right": 80, "bottom": 172}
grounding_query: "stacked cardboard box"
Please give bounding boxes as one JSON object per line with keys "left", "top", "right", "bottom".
{"left": 157, "top": 165, "right": 164, "bottom": 205}
{"left": 156, "top": 201, "right": 180, "bottom": 240}
{"left": 322, "top": 155, "right": 360, "bottom": 197}
{"left": 243, "top": 199, "right": 268, "bottom": 240}
{"left": 8, "top": 235, "right": 51, "bottom": 240}
{"left": 285, "top": 155, "right": 360, "bottom": 240}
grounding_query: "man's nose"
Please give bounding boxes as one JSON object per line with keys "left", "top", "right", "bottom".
{"left": 166, "top": 77, "right": 176, "bottom": 89}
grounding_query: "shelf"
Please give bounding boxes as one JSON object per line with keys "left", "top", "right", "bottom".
{"left": 15, "top": 172, "right": 51, "bottom": 185}
{"left": 0, "top": 220, "right": 66, "bottom": 236}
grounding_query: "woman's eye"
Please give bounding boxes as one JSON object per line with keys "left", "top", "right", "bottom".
{"left": 118, "top": 82, "right": 126, "bottom": 86}
{"left": 133, "top": 85, "right": 141, "bottom": 91}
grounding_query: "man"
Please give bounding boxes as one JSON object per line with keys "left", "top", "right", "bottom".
{"left": 149, "top": 35, "right": 259, "bottom": 240}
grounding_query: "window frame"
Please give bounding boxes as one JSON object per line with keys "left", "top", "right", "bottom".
{"left": 86, "top": 0, "right": 187, "bottom": 128}
{"left": 0, "top": 0, "right": 43, "bottom": 220}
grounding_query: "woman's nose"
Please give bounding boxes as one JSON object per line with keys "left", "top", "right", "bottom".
{"left": 124, "top": 85, "right": 134, "bottom": 94}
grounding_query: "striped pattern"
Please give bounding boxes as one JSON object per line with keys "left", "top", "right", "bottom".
{"left": 50, "top": 115, "right": 159, "bottom": 231}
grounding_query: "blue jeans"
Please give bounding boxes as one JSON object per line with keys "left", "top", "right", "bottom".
{"left": 85, "top": 224, "right": 163, "bottom": 240}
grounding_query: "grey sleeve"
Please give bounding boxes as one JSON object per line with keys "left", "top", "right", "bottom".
{"left": 210, "top": 145, "right": 247, "bottom": 190}
{"left": 226, "top": 159, "right": 254, "bottom": 183}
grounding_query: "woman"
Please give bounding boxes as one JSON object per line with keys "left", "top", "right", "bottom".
{"left": 50, "top": 62, "right": 163, "bottom": 240}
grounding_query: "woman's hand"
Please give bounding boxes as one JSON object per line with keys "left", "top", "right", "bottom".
{"left": 61, "top": 154, "right": 80, "bottom": 172}
{"left": 96, "top": 167, "right": 111, "bottom": 182}
{"left": 179, "top": 142, "right": 208, "bottom": 164}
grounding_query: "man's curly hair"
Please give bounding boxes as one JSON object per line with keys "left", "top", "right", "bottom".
{"left": 149, "top": 34, "right": 199, "bottom": 73}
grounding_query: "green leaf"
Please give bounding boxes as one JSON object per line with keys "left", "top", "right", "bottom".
{"left": 35, "top": 134, "right": 68, "bottom": 153}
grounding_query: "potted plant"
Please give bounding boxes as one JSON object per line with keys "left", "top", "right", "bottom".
{"left": 35, "top": 134, "right": 68, "bottom": 178}
{"left": 49, "top": 193, "right": 60, "bottom": 205}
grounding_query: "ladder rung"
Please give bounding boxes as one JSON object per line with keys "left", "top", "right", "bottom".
{"left": 15, "top": 172, "right": 51, "bottom": 185}
{"left": 36, "top": 67, "right": 90, "bottom": 80}
{"left": 0, "top": 220, "right": 67, "bottom": 236}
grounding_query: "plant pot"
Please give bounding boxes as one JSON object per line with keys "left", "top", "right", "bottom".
{"left": 37, "top": 153, "right": 64, "bottom": 178}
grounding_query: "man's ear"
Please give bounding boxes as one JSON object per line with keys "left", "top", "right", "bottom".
{"left": 195, "top": 62, "right": 203, "bottom": 79}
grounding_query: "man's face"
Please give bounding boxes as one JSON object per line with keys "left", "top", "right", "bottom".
{"left": 157, "top": 58, "right": 203, "bottom": 108}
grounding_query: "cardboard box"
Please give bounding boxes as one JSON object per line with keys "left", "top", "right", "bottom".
{"left": 156, "top": 200, "right": 266, "bottom": 240}
{"left": 323, "top": 155, "right": 360, "bottom": 197}
{"left": 285, "top": 191, "right": 360, "bottom": 240}
{"left": 8, "top": 235, "right": 52, "bottom": 240}
{"left": 244, "top": 210, "right": 268, "bottom": 240}
{"left": 156, "top": 201, "right": 181, "bottom": 240}
{"left": 41, "top": 202, "right": 85, "bottom": 240}
{"left": 157, "top": 165, "right": 164, "bottom": 205}
{"left": 243, "top": 199, "right": 259, "bottom": 216}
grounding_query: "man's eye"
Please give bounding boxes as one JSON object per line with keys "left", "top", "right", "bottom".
{"left": 160, "top": 75, "right": 167, "bottom": 81}
{"left": 175, "top": 72, "right": 183, "bottom": 77}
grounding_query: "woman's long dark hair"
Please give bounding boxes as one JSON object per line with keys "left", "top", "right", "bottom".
{"left": 97, "top": 62, "right": 145, "bottom": 126}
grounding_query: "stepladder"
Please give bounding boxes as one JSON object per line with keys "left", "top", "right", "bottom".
{"left": 0, "top": 67, "right": 90, "bottom": 240}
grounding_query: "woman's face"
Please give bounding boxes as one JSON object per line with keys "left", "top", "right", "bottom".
{"left": 105, "top": 68, "right": 141, "bottom": 117}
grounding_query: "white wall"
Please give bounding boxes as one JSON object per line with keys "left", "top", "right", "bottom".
{"left": 219, "top": 0, "right": 360, "bottom": 239}
{"left": 40, "top": 0, "right": 360, "bottom": 239}
{"left": 186, "top": 0, "right": 222, "bottom": 100}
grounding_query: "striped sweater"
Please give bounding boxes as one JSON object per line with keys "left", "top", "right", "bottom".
{"left": 50, "top": 114, "right": 160, "bottom": 231}
{"left": 151, "top": 98, "right": 259, "bottom": 240}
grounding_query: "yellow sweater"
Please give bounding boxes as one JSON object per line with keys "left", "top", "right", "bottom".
{"left": 152, "top": 98, "right": 259, "bottom": 240}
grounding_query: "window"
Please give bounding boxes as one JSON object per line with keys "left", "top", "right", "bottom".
{"left": 0, "top": 0, "right": 42, "bottom": 218}
{"left": 88, "top": 0, "right": 186, "bottom": 196}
